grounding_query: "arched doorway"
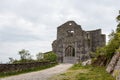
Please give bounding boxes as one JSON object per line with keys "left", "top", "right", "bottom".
{"left": 64, "top": 46, "right": 76, "bottom": 63}
{"left": 65, "top": 46, "right": 75, "bottom": 57}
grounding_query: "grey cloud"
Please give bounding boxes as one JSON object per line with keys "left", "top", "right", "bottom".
{"left": 0, "top": 0, "right": 120, "bottom": 63}
{"left": 0, "top": 26, "right": 42, "bottom": 42}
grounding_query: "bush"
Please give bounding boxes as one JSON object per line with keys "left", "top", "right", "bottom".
{"left": 44, "top": 51, "right": 57, "bottom": 62}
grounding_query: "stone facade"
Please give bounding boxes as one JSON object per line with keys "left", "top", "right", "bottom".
{"left": 52, "top": 21, "right": 106, "bottom": 63}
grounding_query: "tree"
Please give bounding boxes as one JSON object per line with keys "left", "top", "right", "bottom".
{"left": 116, "top": 10, "right": 120, "bottom": 33}
{"left": 108, "top": 30, "right": 115, "bottom": 41}
{"left": 18, "top": 49, "right": 32, "bottom": 62}
{"left": 36, "top": 52, "right": 44, "bottom": 61}
{"left": 9, "top": 57, "right": 15, "bottom": 63}
{"left": 106, "top": 10, "right": 120, "bottom": 58}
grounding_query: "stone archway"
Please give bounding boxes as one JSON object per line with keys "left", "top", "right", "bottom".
{"left": 64, "top": 46, "right": 76, "bottom": 63}
{"left": 65, "top": 46, "right": 75, "bottom": 57}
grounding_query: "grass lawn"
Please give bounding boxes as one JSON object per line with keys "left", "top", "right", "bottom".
{"left": 49, "top": 64, "right": 115, "bottom": 80}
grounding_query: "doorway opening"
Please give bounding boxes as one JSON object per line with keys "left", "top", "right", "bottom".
{"left": 65, "top": 46, "right": 75, "bottom": 57}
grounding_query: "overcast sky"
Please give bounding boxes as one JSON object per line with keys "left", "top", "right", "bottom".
{"left": 0, "top": 0, "right": 120, "bottom": 63}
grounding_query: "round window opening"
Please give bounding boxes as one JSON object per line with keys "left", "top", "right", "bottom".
{"left": 69, "top": 23, "right": 72, "bottom": 25}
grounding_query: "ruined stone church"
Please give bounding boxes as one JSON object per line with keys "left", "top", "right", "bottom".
{"left": 52, "top": 21, "right": 106, "bottom": 63}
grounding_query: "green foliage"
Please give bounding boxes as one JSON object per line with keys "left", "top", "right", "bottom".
{"left": 44, "top": 51, "right": 57, "bottom": 62}
{"left": 50, "top": 64, "right": 115, "bottom": 80}
{"left": 106, "top": 38, "right": 120, "bottom": 58}
{"left": 116, "top": 48, "right": 120, "bottom": 52}
{"left": 116, "top": 15, "right": 120, "bottom": 21}
{"left": 95, "top": 47, "right": 107, "bottom": 56}
{"left": 76, "top": 65, "right": 115, "bottom": 80}
{"left": 12, "top": 59, "right": 36, "bottom": 64}
{"left": 70, "top": 63, "right": 83, "bottom": 70}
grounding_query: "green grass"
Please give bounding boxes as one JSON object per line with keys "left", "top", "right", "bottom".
{"left": 49, "top": 64, "right": 115, "bottom": 80}
{"left": 0, "top": 63, "right": 57, "bottom": 78}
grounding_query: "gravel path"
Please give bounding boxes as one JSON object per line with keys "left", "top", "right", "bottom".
{"left": 0, "top": 63, "right": 73, "bottom": 80}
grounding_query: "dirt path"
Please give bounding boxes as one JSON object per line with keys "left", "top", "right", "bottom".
{"left": 0, "top": 63, "right": 73, "bottom": 80}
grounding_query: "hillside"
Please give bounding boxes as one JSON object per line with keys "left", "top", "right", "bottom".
{"left": 49, "top": 64, "right": 115, "bottom": 80}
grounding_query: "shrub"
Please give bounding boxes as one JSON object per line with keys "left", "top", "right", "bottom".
{"left": 44, "top": 51, "right": 57, "bottom": 62}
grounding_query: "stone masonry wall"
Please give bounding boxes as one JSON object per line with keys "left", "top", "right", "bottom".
{"left": 52, "top": 21, "right": 106, "bottom": 63}
{"left": 0, "top": 62, "right": 55, "bottom": 73}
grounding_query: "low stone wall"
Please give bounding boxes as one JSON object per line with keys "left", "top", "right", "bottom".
{"left": 0, "top": 62, "right": 55, "bottom": 73}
